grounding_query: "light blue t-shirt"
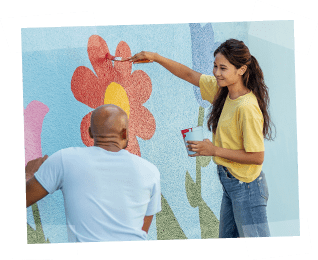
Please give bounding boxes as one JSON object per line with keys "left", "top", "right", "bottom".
{"left": 34, "top": 146, "right": 161, "bottom": 242}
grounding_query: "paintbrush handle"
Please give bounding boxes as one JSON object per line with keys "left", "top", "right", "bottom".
{"left": 106, "top": 53, "right": 153, "bottom": 63}
{"left": 133, "top": 59, "right": 153, "bottom": 64}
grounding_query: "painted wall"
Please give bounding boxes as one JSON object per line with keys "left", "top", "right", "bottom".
{"left": 22, "top": 20, "right": 299, "bottom": 243}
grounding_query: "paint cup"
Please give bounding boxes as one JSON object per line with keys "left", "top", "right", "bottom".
{"left": 181, "top": 126, "right": 204, "bottom": 155}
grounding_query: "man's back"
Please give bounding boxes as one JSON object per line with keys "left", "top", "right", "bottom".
{"left": 34, "top": 146, "right": 161, "bottom": 242}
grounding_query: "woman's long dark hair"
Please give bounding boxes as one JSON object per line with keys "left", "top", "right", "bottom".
{"left": 207, "top": 39, "right": 275, "bottom": 141}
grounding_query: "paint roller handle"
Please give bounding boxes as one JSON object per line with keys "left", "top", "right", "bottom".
{"left": 129, "top": 51, "right": 201, "bottom": 87}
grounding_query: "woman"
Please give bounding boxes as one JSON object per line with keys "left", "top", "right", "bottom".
{"left": 129, "top": 39, "right": 275, "bottom": 238}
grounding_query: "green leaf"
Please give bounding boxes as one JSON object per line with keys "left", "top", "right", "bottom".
{"left": 185, "top": 171, "right": 201, "bottom": 208}
{"left": 197, "top": 155, "right": 212, "bottom": 168}
{"left": 27, "top": 203, "right": 50, "bottom": 244}
{"left": 156, "top": 194, "right": 187, "bottom": 240}
{"left": 198, "top": 200, "right": 219, "bottom": 238}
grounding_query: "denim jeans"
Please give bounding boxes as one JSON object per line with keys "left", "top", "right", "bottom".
{"left": 217, "top": 165, "right": 270, "bottom": 238}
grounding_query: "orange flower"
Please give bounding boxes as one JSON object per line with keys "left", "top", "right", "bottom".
{"left": 71, "top": 35, "right": 156, "bottom": 156}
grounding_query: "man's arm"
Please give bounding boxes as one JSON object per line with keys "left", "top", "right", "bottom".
{"left": 26, "top": 177, "right": 49, "bottom": 207}
{"left": 142, "top": 215, "right": 153, "bottom": 233}
{"left": 25, "top": 155, "right": 48, "bottom": 182}
{"left": 25, "top": 155, "right": 49, "bottom": 207}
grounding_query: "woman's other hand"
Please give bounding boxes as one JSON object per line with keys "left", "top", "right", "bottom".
{"left": 187, "top": 139, "right": 215, "bottom": 157}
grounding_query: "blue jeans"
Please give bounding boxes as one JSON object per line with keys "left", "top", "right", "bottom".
{"left": 217, "top": 165, "right": 270, "bottom": 238}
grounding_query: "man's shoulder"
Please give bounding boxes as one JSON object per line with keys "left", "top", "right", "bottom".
{"left": 126, "top": 151, "right": 156, "bottom": 167}
{"left": 59, "top": 146, "right": 92, "bottom": 153}
{"left": 56, "top": 147, "right": 94, "bottom": 160}
{"left": 125, "top": 151, "right": 160, "bottom": 175}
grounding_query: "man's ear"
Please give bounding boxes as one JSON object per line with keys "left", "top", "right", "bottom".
{"left": 121, "top": 128, "right": 128, "bottom": 140}
{"left": 89, "top": 127, "right": 93, "bottom": 139}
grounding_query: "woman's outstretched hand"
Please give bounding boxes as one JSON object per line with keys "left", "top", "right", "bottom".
{"left": 127, "top": 51, "right": 156, "bottom": 63}
{"left": 127, "top": 51, "right": 201, "bottom": 86}
{"left": 187, "top": 139, "right": 215, "bottom": 157}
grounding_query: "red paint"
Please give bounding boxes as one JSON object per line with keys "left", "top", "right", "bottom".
{"left": 80, "top": 112, "right": 94, "bottom": 147}
{"left": 181, "top": 128, "right": 192, "bottom": 139}
{"left": 105, "top": 53, "right": 116, "bottom": 60}
{"left": 71, "top": 35, "right": 156, "bottom": 156}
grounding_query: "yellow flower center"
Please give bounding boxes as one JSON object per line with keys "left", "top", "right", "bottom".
{"left": 104, "top": 82, "right": 130, "bottom": 118}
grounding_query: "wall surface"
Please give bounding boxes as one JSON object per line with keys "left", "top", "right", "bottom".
{"left": 22, "top": 20, "right": 299, "bottom": 243}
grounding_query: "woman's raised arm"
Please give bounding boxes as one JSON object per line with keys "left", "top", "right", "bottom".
{"left": 129, "top": 51, "right": 202, "bottom": 87}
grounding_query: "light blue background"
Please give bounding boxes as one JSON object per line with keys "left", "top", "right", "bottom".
{"left": 23, "top": 20, "right": 299, "bottom": 242}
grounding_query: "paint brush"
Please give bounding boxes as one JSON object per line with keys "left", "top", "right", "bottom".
{"left": 133, "top": 59, "right": 153, "bottom": 64}
{"left": 105, "top": 53, "right": 124, "bottom": 62}
{"left": 105, "top": 53, "right": 153, "bottom": 64}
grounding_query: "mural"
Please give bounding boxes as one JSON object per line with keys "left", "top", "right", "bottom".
{"left": 185, "top": 23, "right": 222, "bottom": 238}
{"left": 71, "top": 35, "right": 156, "bottom": 156}
{"left": 71, "top": 35, "right": 186, "bottom": 240}
{"left": 24, "top": 101, "right": 50, "bottom": 243}
{"left": 22, "top": 21, "right": 299, "bottom": 243}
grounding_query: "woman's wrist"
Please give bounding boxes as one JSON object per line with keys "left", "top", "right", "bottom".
{"left": 212, "top": 145, "right": 219, "bottom": 157}
{"left": 153, "top": 52, "right": 162, "bottom": 63}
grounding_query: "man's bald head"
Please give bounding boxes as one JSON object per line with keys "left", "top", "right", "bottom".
{"left": 89, "top": 105, "right": 129, "bottom": 149}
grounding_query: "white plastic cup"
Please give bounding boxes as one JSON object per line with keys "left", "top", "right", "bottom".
{"left": 181, "top": 126, "right": 203, "bottom": 155}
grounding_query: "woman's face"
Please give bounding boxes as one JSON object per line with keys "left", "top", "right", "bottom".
{"left": 213, "top": 53, "right": 242, "bottom": 88}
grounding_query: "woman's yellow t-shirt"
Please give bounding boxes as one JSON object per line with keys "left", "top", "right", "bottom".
{"left": 199, "top": 74, "right": 264, "bottom": 183}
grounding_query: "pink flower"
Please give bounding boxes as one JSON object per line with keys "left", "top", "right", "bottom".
{"left": 24, "top": 100, "right": 49, "bottom": 165}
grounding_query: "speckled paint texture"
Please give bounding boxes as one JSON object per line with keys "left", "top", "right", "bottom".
{"left": 71, "top": 35, "right": 155, "bottom": 156}
{"left": 22, "top": 21, "right": 299, "bottom": 243}
{"left": 24, "top": 101, "right": 50, "bottom": 243}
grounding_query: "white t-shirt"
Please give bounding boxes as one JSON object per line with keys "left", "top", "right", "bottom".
{"left": 34, "top": 146, "right": 161, "bottom": 242}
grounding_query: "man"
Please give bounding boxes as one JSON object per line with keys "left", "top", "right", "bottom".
{"left": 26, "top": 104, "right": 161, "bottom": 242}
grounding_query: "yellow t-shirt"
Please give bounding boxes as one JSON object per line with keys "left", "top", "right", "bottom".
{"left": 199, "top": 74, "right": 264, "bottom": 183}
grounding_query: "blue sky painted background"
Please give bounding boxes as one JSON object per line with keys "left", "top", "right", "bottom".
{"left": 22, "top": 20, "right": 298, "bottom": 242}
